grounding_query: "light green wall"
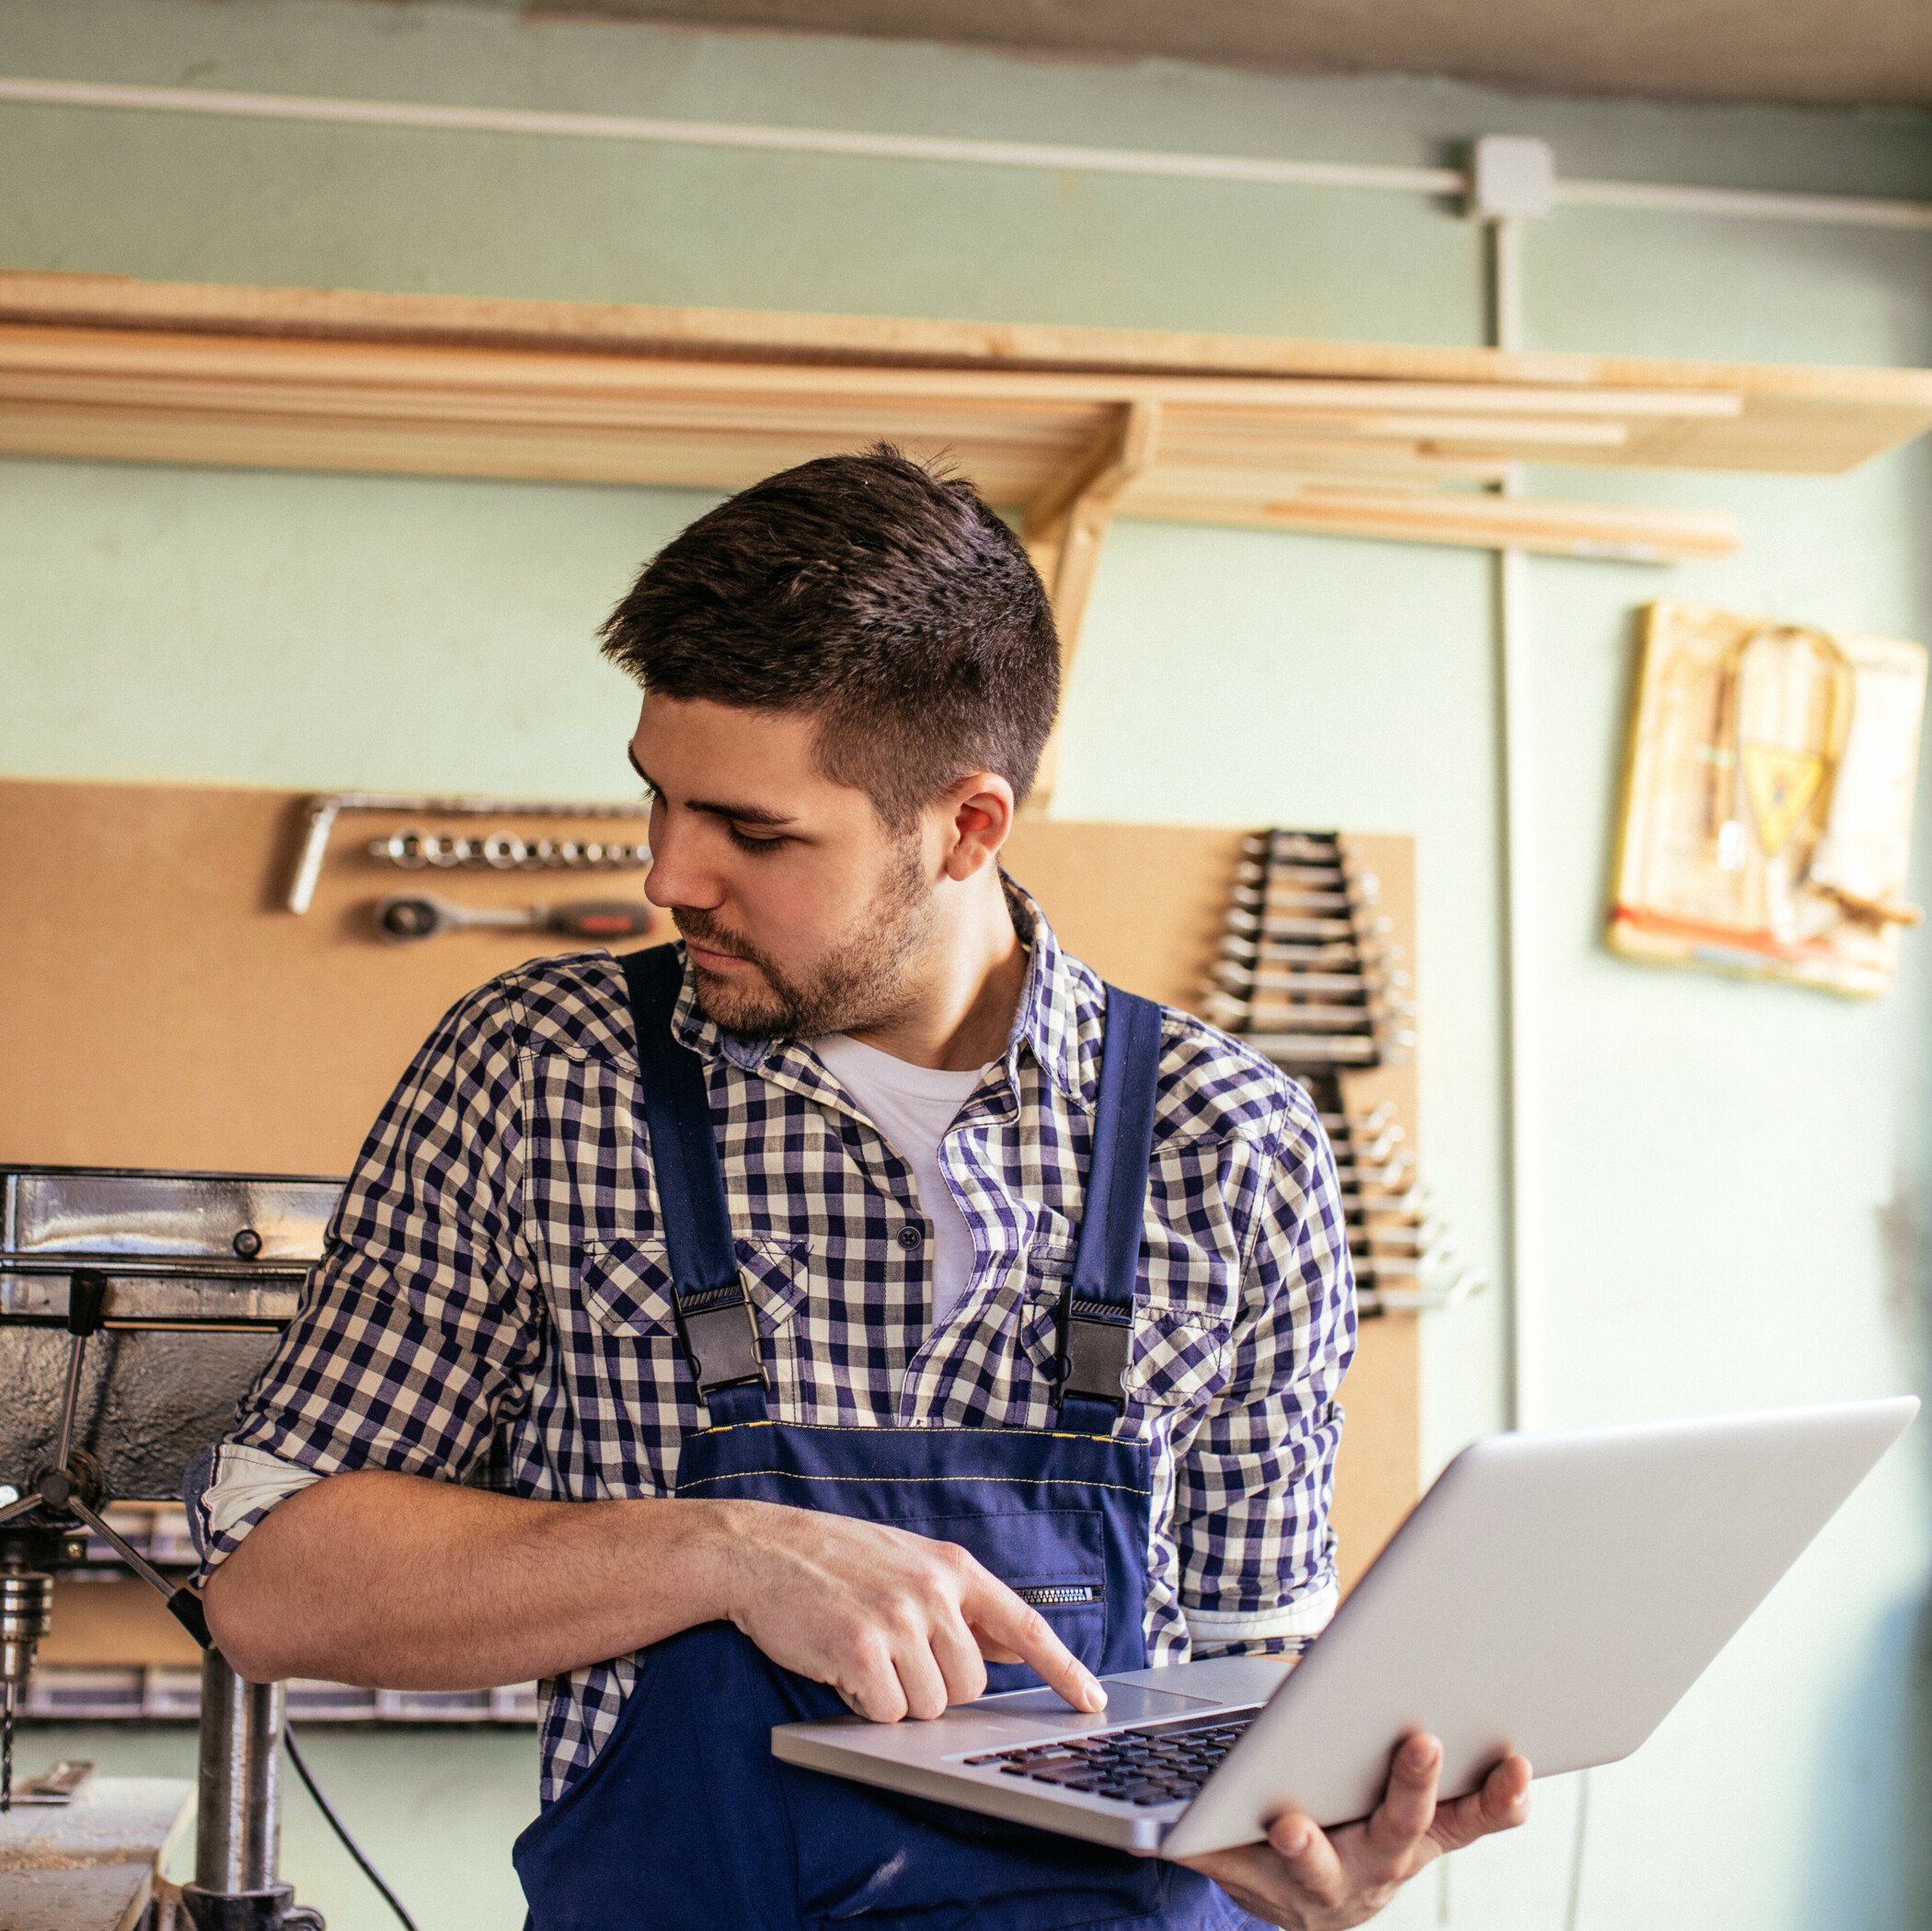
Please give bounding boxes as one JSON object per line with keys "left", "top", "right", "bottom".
{"left": 4, "top": 2, "right": 1929, "bottom": 1926}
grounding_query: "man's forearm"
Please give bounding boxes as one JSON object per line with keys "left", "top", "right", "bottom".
{"left": 202, "top": 1469, "right": 739, "bottom": 1688}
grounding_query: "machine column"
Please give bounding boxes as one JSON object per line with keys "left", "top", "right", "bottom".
{"left": 181, "top": 1648, "right": 318, "bottom": 1929}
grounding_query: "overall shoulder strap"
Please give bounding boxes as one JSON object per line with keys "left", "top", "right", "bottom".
{"left": 1056, "top": 986, "right": 1164, "bottom": 1432}
{"left": 619, "top": 945, "right": 768, "bottom": 1423}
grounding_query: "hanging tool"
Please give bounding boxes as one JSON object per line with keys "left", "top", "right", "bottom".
{"left": 368, "top": 828, "right": 650, "bottom": 872}
{"left": 1204, "top": 830, "right": 1481, "bottom": 1317}
{"left": 1708, "top": 623, "right": 1856, "bottom": 874}
{"left": 288, "top": 792, "right": 652, "bottom": 913}
{"left": 374, "top": 893, "right": 653, "bottom": 945}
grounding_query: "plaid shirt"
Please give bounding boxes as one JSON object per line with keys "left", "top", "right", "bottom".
{"left": 202, "top": 883, "right": 1354, "bottom": 1801}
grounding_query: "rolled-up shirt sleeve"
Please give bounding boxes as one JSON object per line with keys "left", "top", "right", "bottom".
{"left": 1174, "top": 1086, "right": 1357, "bottom": 1656}
{"left": 191, "top": 978, "right": 540, "bottom": 1585}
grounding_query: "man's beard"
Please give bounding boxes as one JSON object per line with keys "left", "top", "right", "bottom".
{"left": 673, "top": 842, "right": 935, "bottom": 1041}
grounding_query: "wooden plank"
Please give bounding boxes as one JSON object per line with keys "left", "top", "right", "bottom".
{"left": 1022, "top": 403, "right": 1158, "bottom": 808}
{"left": 1027, "top": 401, "right": 1161, "bottom": 738}
{"left": 0, "top": 402, "right": 1068, "bottom": 503}
{"left": 1128, "top": 486, "right": 1738, "bottom": 561}
{"left": 10, "top": 300, "right": 1920, "bottom": 577}
{"left": 0, "top": 323, "right": 1751, "bottom": 563}
{"left": 0, "top": 325, "right": 1763, "bottom": 471}
{"left": 0, "top": 303, "right": 1926, "bottom": 482}
{"left": 0, "top": 324, "right": 1756, "bottom": 415}
{"left": 5, "top": 270, "right": 1928, "bottom": 435}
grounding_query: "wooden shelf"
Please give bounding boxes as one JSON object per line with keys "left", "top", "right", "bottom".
{"left": 5, "top": 275, "right": 1927, "bottom": 518}
{"left": 5, "top": 271, "right": 1930, "bottom": 741}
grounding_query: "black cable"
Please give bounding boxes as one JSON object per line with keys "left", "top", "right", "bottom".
{"left": 283, "top": 1720, "right": 422, "bottom": 1931}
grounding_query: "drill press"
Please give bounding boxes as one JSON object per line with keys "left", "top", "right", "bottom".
{"left": 1, "top": 1164, "right": 341, "bottom": 1928}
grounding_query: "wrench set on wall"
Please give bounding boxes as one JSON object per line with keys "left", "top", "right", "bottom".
{"left": 1204, "top": 831, "right": 1481, "bottom": 1316}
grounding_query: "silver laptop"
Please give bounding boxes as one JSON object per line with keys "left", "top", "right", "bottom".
{"left": 772, "top": 1397, "right": 1916, "bottom": 1857}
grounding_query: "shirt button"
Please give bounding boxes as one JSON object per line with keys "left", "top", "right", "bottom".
{"left": 896, "top": 1224, "right": 924, "bottom": 1249}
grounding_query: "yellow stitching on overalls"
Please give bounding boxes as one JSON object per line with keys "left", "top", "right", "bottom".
{"left": 675, "top": 1470, "right": 1151, "bottom": 1497}
{"left": 688, "top": 1419, "right": 1122, "bottom": 1446}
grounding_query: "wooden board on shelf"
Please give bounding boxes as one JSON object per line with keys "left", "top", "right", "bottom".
{"left": 6, "top": 270, "right": 1930, "bottom": 475}
{"left": 6, "top": 273, "right": 1932, "bottom": 577}
{"left": 0, "top": 779, "right": 1418, "bottom": 1652}
{"left": 0, "top": 319, "right": 1746, "bottom": 565}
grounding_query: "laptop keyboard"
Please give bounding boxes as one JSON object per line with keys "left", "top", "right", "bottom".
{"left": 963, "top": 1707, "right": 1262, "bottom": 1808}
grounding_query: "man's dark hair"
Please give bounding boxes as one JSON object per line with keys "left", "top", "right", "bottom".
{"left": 599, "top": 446, "right": 1060, "bottom": 829}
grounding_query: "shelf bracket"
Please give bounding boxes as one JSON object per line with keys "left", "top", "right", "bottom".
{"left": 1023, "top": 398, "right": 1161, "bottom": 810}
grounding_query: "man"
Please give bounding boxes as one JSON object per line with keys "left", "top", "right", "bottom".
{"left": 195, "top": 449, "right": 1529, "bottom": 1928}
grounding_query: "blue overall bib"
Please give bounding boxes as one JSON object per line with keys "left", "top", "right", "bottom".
{"left": 513, "top": 945, "right": 1251, "bottom": 1930}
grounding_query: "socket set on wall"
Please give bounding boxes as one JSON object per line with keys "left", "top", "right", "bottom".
{"left": 1204, "top": 830, "right": 1481, "bottom": 1316}
{"left": 367, "top": 828, "right": 650, "bottom": 871}
{"left": 286, "top": 790, "right": 654, "bottom": 913}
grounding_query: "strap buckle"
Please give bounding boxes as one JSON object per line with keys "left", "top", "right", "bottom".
{"left": 1058, "top": 1299, "right": 1131, "bottom": 1419}
{"left": 675, "top": 1286, "right": 763, "bottom": 1397}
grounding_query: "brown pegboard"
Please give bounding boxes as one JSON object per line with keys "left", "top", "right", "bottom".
{"left": 0, "top": 778, "right": 1416, "bottom": 1630}
{"left": 0, "top": 779, "right": 660, "bottom": 1172}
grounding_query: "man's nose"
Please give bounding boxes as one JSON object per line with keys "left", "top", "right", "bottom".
{"left": 642, "top": 815, "right": 724, "bottom": 913}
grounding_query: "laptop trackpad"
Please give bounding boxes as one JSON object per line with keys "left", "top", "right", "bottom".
{"left": 978, "top": 1684, "right": 1220, "bottom": 1721}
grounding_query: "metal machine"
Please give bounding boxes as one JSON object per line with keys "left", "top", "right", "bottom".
{"left": 1, "top": 1164, "right": 341, "bottom": 1930}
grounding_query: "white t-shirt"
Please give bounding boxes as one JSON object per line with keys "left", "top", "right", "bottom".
{"left": 810, "top": 1032, "right": 988, "bottom": 1328}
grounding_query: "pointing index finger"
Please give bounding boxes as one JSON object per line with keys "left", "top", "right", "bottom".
{"left": 964, "top": 1571, "right": 1109, "bottom": 1714}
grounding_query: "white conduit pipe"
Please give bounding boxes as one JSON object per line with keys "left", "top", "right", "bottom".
{"left": 1488, "top": 217, "right": 1542, "bottom": 1435}
{"left": 3, "top": 76, "right": 1932, "bottom": 231}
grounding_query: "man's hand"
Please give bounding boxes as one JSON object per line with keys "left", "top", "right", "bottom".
{"left": 1180, "top": 1733, "right": 1531, "bottom": 1931}
{"left": 719, "top": 1504, "right": 1108, "bottom": 1721}
{"left": 201, "top": 1474, "right": 1107, "bottom": 1708}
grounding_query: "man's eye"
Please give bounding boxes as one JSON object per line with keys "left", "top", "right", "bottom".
{"left": 728, "top": 825, "right": 787, "bottom": 854}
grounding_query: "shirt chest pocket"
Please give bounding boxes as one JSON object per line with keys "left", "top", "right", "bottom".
{"left": 1023, "top": 1243, "right": 1233, "bottom": 1425}
{"left": 1124, "top": 1305, "right": 1234, "bottom": 1419}
{"left": 569, "top": 1236, "right": 807, "bottom": 1478}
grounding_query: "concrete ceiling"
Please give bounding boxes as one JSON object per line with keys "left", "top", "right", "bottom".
{"left": 521, "top": 0, "right": 1932, "bottom": 109}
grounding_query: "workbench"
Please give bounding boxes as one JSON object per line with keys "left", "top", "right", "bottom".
{"left": 0, "top": 1776, "right": 193, "bottom": 1931}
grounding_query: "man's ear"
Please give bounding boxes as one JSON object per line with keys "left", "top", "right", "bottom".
{"left": 937, "top": 771, "right": 1017, "bottom": 881}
